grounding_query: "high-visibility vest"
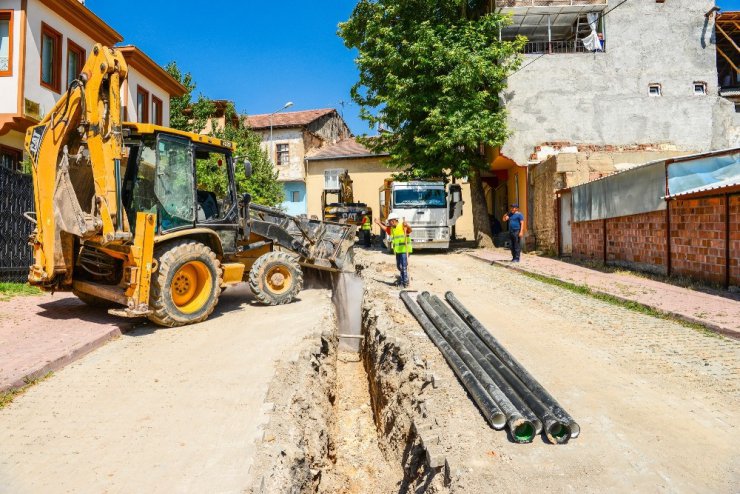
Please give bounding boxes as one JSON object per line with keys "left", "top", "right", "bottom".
{"left": 391, "top": 224, "right": 412, "bottom": 254}
{"left": 361, "top": 215, "right": 371, "bottom": 230}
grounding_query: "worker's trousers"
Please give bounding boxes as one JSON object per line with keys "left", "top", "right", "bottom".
{"left": 509, "top": 229, "right": 522, "bottom": 261}
{"left": 395, "top": 253, "right": 409, "bottom": 287}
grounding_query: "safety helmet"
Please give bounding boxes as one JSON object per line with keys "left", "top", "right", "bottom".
{"left": 387, "top": 213, "right": 400, "bottom": 221}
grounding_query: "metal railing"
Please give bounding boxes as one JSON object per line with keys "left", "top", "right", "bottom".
{"left": 496, "top": 0, "right": 607, "bottom": 7}
{"left": 523, "top": 39, "right": 605, "bottom": 54}
{"left": 0, "top": 165, "right": 34, "bottom": 282}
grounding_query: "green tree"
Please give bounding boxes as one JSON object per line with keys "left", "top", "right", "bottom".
{"left": 340, "top": 0, "right": 524, "bottom": 247}
{"left": 165, "top": 64, "right": 283, "bottom": 207}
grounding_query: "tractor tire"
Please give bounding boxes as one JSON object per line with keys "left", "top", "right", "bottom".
{"left": 249, "top": 251, "right": 303, "bottom": 306}
{"left": 147, "top": 240, "right": 222, "bottom": 327}
{"left": 73, "top": 290, "right": 116, "bottom": 308}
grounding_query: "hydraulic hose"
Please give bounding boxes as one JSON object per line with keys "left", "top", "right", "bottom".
{"left": 417, "top": 293, "right": 535, "bottom": 443}
{"left": 445, "top": 291, "right": 580, "bottom": 439}
{"left": 425, "top": 294, "right": 542, "bottom": 437}
{"left": 432, "top": 295, "right": 570, "bottom": 445}
{"left": 400, "top": 291, "right": 506, "bottom": 430}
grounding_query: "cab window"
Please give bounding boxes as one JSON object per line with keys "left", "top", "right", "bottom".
{"left": 154, "top": 135, "right": 194, "bottom": 230}
{"left": 194, "top": 146, "right": 234, "bottom": 222}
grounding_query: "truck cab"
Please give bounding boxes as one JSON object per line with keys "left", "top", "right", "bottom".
{"left": 379, "top": 180, "right": 464, "bottom": 250}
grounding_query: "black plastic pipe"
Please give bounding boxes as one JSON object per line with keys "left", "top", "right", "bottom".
{"left": 417, "top": 293, "right": 535, "bottom": 444}
{"left": 445, "top": 291, "right": 580, "bottom": 439}
{"left": 432, "top": 295, "right": 570, "bottom": 445}
{"left": 400, "top": 291, "right": 506, "bottom": 430}
{"left": 425, "top": 294, "right": 543, "bottom": 436}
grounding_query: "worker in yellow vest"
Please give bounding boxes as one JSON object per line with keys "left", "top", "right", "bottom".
{"left": 360, "top": 213, "right": 372, "bottom": 247}
{"left": 375, "top": 213, "right": 413, "bottom": 288}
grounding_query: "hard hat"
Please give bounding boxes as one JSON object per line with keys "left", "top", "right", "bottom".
{"left": 387, "top": 213, "right": 400, "bottom": 221}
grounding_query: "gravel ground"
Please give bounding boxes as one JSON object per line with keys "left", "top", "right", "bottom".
{"left": 358, "top": 248, "right": 740, "bottom": 493}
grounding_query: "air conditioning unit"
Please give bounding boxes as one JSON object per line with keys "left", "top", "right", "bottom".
{"left": 324, "top": 169, "right": 343, "bottom": 190}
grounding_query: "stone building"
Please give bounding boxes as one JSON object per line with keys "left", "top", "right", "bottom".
{"left": 494, "top": 0, "right": 739, "bottom": 252}
{"left": 245, "top": 108, "right": 351, "bottom": 215}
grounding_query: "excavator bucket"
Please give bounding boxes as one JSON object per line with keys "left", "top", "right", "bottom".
{"left": 248, "top": 204, "right": 357, "bottom": 272}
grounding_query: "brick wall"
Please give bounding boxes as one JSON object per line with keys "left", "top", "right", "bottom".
{"left": 607, "top": 211, "right": 667, "bottom": 274}
{"left": 670, "top": 197, "right": 726, "bottom": 285}
{"left": 572, "top": 219, "right": 603, "bottom": 262}
{"left": 569, "top": 193, "right": 739, "bottom": 288}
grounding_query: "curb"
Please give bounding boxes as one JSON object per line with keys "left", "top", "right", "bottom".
{"left": 0, "top": 328, "right": 123, "bottom": 394}
{"left": 467, "top": 253, "right": 739, "bottom": 340}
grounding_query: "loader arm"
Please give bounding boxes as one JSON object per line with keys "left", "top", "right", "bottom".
{"left": 25, "top": 44, "right": 129, "bottom": 285}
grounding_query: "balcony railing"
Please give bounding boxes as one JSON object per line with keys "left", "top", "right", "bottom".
{"left": 523, "top": 39, "right": 605, "bottom": 54}
{"left": 496, "top": 0, "right": 606, "bottom": 7}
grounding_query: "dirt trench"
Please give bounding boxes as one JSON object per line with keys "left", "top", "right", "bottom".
{"left": 249, "top": 263, "right": 451, "bottom": 493}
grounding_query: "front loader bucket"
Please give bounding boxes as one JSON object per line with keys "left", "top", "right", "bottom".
{"left": 248, "top": 204, "right": 357, "bottom": 272}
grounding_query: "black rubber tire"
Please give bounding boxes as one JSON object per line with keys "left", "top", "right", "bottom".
{"left": 73, "top": 290, "right": 116, "bottom": 308}
{"left": 248, "top": 251, "right": 303, "bottom": 305}
{"left": 147, "top": 240, "right": 222, "bottom": 327}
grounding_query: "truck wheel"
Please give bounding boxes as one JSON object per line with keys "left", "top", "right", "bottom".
{"left": 249, "top": 251, "right": 303, "bottom": 305}
{"left": 73, "top": 290, "right": 116, "bottom": 308}
{"left": 148, "top": 240, "right": 222, "bottom": 327}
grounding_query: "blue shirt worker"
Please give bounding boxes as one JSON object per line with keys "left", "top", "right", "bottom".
{"left": 503, "top": 204, "right": 524, "bottom": 262}
{"left": 375, "top": 213, "right": 413, "bottom": 287}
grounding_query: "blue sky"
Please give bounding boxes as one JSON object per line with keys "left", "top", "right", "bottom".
{"left": 87, "top": 0, "right": 740, "bottom": 137}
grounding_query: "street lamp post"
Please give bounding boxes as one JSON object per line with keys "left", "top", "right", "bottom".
{"left": 269, "top": 101, "right": 294, "bottom": 164}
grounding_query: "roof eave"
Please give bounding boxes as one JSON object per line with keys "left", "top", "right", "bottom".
{"left": 118, "top": 46, "right": 186, "bottom": 97}
{"left": 39, "top": 0, "right": 123, "bottom": 45}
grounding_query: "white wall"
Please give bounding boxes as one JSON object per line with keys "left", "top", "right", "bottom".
{"left": 0, "top": 0, "right": 22, "bottom": 114}
{"left": 257, "top": 128, "right": 306, "bottom": 182}
{"left": 124, "top": 68, "right": 171, "bottom": 127}
{"left": 23, "top": 0, "right": 98, "bottom": 117}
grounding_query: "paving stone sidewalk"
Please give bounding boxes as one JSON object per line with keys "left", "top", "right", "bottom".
{"left": 469, "top": 249, "right": 740, "bottom": 339}
{"left": 0, "top": 293, "right": 133, "bottom": 392}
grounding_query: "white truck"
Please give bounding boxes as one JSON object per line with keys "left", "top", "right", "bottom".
{"left": 379, "top": 179, "right": 464, "bottom": 250}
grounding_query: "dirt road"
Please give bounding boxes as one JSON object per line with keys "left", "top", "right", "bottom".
{"left": 359, "top": 249, "right": 740, "bottom": 493}
{"left": 0, "top": 285, "right": 332, "bottom": 494}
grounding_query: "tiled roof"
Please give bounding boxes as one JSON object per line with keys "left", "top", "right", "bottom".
{"left": 306, "top": 138, "right": 388, "bottom": 161}
{"left": 244, "top": 108, "right": 336, "bottom": 129}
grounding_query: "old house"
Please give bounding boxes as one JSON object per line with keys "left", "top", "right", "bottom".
{"left": 245, "top": 108, "right": 350, "bottom": 215}
{"left": 493, "top": 0, "right": 739, "bottom": 252}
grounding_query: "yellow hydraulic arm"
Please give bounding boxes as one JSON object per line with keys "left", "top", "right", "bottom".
{"left": 25, "top": 44, "right": 129, "bottom": 285}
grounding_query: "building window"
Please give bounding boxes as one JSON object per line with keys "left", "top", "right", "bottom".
{"left": 648, "top": 84, "right": 662, "bottom": 97}
{"left": 276, "top": 143, "right": 289, "bottom": 166}
{"left": 693, "top": 82, "right": 707, "bottom": 96}
{"left": 66, "top": 40, "right": 84, "bottom": 88}
{"left": 0, "top": 11, "right": 13, "bottom": 76}
{"left": 0, "top": 145, "right": 22, "bottom": 173}
{"left": 136, "top": 86, "right": 149, "bottom": 123}
{"left": 291, "top": 190, "right": 300, "bottom": 203}
{"left": 152, "top": 96, "right": 163, "bottom": 126}
{"left": 40, "top": 23, "right": 62, "bottom": 92}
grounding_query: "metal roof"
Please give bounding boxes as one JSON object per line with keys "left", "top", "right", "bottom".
{"left": 664, "top": 180, "right": 740, "bottom": 199}
{"left": 498, "top": 2, "right": 608, "bottom": 41}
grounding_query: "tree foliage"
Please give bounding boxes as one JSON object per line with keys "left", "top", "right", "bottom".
{"left": 165, "top": 64, "right": 283, "bottom": 207}
{"left": 340, "top": 0, "right": 524, "bottom": 245}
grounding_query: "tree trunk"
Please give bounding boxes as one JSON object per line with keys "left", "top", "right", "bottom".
{"left": 470, "top": 168, "right": 494, "bottom": 249}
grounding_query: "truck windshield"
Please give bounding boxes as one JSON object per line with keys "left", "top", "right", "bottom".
{"left": 393, "top": 188, "right": 446, "bottom": 208}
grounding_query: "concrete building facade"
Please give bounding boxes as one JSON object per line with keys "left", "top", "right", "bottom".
{"left": 245, "top": 109, "right": 351, "bottom": 216}
{"left": 495, "top": 0, "right": 740, "bottom": 251}
{"left": 0, "top": 0, "right": 185, "bottom": 173}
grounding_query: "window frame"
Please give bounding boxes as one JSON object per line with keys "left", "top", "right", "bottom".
{"left": 0, "top": 10, "right": 14, "bottom": 77}
{"left": 136, "top": 85, "right": 149, "bottom": 123}
{"left": 0, "top": 144, "right": 23, "bottom": 173}
{"left": 152, "top": 95, "right": 163, "bottom": 126}
{"left": 291, "top": 190, "right": 300, "bottom": 203}
{"left": 648, "top": 83, "right": 662, "bottom": 97}
{"left": 66, "top": 39, "right": 85, "bottom": 89}
{"left": 276, "top": 143, "right": 290, "bottom": 166}
{"left": 693, "top": 81, "right": 707, "bottom": 96}
{"left": 40, "top": 22, "right": 62, "bottom": 93}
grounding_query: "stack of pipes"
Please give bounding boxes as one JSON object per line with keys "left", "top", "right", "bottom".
{"left": 401, "top": 291, "right": 580, "bottom": 445}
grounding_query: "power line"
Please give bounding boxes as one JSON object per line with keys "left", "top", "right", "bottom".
{"left": 508, "top": 0, "right": 630, "bottom": 78}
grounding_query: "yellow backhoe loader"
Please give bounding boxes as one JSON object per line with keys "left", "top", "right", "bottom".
{"left": 24, "top": 44, "right": 355, "bottom": 327}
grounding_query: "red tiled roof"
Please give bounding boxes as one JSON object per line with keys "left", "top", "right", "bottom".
{"left": 244, "top": 108, "right": 336, "bottom": 129}
{"left": 306, "top": 138, "right": 388, "bottom": 161}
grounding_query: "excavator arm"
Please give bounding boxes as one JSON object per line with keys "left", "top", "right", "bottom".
{"left": 25, "top": 44, "right": 129, "bottom": 285}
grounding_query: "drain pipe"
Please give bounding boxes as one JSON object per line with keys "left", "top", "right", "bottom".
{"left": 445, "top": 292, "right": 581, "bottom": 439}
{"left": 431, "top": 295, "right": 569, "bottom": 445}
{"left": 423, "top": 294, "right": 541, "bottom": 441}
{"left": 400, "top": 292, "right": 507, "bottom": 430}
{"left": 417, "top": 293, "right": 536, "bottom": 444}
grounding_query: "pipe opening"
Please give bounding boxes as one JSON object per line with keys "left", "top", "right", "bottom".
{"left": 492, "top": 412, "right": 507, "bottom": 430}
{"left": 546, "top": 423, "right": 571, "bottom": 444}
{"left": 513, "top": 422, "right": 535, "bottom": 443}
